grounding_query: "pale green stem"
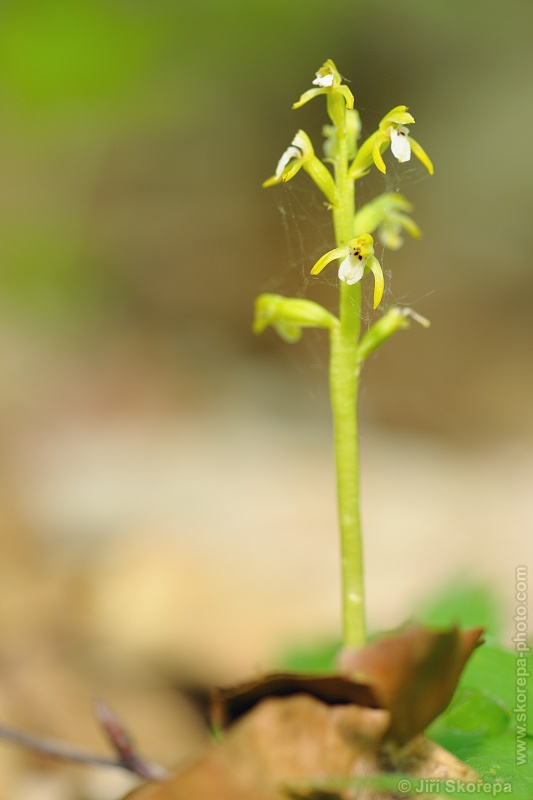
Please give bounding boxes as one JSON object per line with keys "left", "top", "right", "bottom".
{"left": 329, "top": 121, "right": 366, "bottom": 648}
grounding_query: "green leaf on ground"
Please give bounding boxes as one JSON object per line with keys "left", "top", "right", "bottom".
{"left": 419, "top": 582, "right": 502, "bottom": 639}
{"left": 428, "top": 641, "right": 533, "bottom": 797}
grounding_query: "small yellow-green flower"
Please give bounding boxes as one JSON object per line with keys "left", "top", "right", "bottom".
{"left": 357, "top": 306, "right": 430, "bottom": 361}
{"left": 253, "top": 293, "right": 337, "bottom": 343}
{"left": 292, "top": 59, "right": 354, "bottom": 112}
{"left": 263, "top": 130, "right": 337, "bottom": 204}
{"left": 263, "top": 130, "right": 310, "bottom": 185}
{"left": 350, "top": 105, "right": 433, "bottom": 177}
{"left": 310, "top": 234, "right": 384, "bottom": 309}
{"left": 354, "top": 193, "right": 421, "bottom": 250}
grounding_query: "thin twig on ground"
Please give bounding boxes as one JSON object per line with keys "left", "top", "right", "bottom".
{"left": 94, "top": 699, "right": 169, "bottom": 780}
{"left": 0, "top": 702, "right": 169, "bottom": 781}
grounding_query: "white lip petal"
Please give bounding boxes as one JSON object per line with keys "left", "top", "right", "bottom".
{"left": 338, "top": 254, "right": 366, "bottom": 285}
{"left": 313, "top": 72, "right": 334, "bottom": 88}
{"left": 274, "top": 145, "right": 301, "bottom": 179}
{"left": 390, "top": 126, "right": 412, "bottom": 163}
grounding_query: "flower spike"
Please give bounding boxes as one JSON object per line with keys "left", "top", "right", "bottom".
{"left": 311, "top": 234, "right": 385, "bottom": 309}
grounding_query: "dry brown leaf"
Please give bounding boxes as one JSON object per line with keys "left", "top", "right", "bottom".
{"left": 210, "top": 673, "right": 379, "bottom": 730}
{"left": 123, "top": 694, "right": 390, "bottom": 800}
{"left": 123, "top": 625, "right": 483, "bottom": 800}
{"left": 338, "top": 624, "right": 484, "bottom": 744}
{"left": 123, "top": 694, "right": 478, "bottom": 800}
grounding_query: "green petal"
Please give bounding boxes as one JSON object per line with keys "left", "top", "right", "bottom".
{"left": 261, "top": 159, "right": 303, "bottom": 188}
{"left": 262, "top": 174, "right": 279, "bottom": 188}
{"left": 367, "top": 256, "right": 384, "bottom": 308}
{"left": 339, "top": 85, "right": 355, "bottom": 110}
{"left": 354, "top": 201, "right": 381, "bottom": 237}
{"left": 409, "top": 136, "right": 434, "bottom": 175}
{"left": 283, "top": 159, "right": 304, "bottom": 181}
{"left": 379, "top": 105, "right": 415, "bottom": 131}
{"left": 349, "top": 131, "right": 378, "bottom": 179}
{"left": 274, "top": 322, "right": 302, "bottom": 343}
{"left": 310, "top": 246, "right": 347, "bottom": 275}
{"left": 383, "top": 193, "right": 413, "bottom": 213}
{"left": 292, "top": 87, "right": 324, "bottom": 109}
{"left": 396, "top": 213, "right": 422, "bottom": 239}
{"left": 372, "top": 138, "right": 388, "bottom": 174}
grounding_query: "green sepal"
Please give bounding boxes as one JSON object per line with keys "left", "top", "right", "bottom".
{"left": 326, "top": 91, "right": 347, "bottom": 130}
{"left": 348, "top": 130, "right": 383, "bottom": 179}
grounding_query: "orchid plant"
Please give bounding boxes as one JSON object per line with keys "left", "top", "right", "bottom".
{"left": 254, "top": 59, "right": 433, "bottom": 650}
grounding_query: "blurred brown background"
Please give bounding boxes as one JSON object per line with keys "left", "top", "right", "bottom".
{"left": 0, "top": 1, "right": 532, "bottom": 796}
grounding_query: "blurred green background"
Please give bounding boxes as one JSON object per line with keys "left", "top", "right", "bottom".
{"left": 1, "top": 0, "right": 532, "bottom": 436}
{"left": 0, "top": 1, "right": 532, "bottom": 795}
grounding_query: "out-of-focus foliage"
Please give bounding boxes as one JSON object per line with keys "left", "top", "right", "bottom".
{"left": 419, "top": 582, "right": 503, "bottom": 640}
{"left": 0, "top": 0, "right": 160, "bottom": 108}
{"left": 1, "top": 0, "right": 532, "bottom": 435}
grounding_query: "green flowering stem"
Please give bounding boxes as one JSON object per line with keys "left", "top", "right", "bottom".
{"left": 327, "top": 106, "right": 367, "bottom": 649}
{"left": 259, "top": 60, "right": 432, "bottom": 652}
{"left": 329, "top": 320, "right": 365, "bottom": 648}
